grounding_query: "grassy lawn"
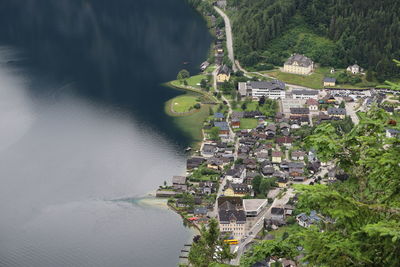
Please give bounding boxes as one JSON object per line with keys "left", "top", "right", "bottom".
{"left": 266, "top": 224, "right": 302, "bottom": 239}
{"left": 205, "top": 64, "right": 217, "bottom": 73}
{"left": 166, "top": 101, "right": 214, "bottom": 148}
{"left": 240, "top": 118, "right": 258, "bottom": 129}
{"left": 268, "top": 69, "right": 325, "bottom": 89}
{"left": 233, "top": 101, "right": 258, "bottom": 112}
{"left": 170, "top": 74, "right": 208, "bottom": 89}
{"left": 170, "top": 95, "right": 199, "bottom": 113}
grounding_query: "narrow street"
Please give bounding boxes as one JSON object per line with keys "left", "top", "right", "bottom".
{"left": 214, "top": 7, "right": 237, "bottom": 72}
{"left": 231, "top": 189, "right": 295, "bottom": 265}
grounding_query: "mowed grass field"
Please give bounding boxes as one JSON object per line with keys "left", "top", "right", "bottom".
{"left": 240, "top": 118, "right": 259, "bottom": 129}
{"left": 268, "top": 69, "right": 324, "bottom": 89}
{"left": 170, "top": 74, "right": 208, "bottom": 89}
{"left": 170, "top": 95, "right": 199, "bottom": 113}
{"left": 165, "top": 93, "right": 215, "bottom": 148}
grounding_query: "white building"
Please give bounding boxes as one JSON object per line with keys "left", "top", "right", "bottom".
{"left": 283, "top": 54, "right": 314, "bottom": 75}
{"left": 218, "top": 201, "right": 246, "bottom": 238}
{"left": 225, "top": 166, "right": 246, "bottom": 184}
{"left": 243, "top": 199, "right": 269, "bottom": 217}
{"left": 292, "top": 89, "right": 319, "bottom": 100}
{"left": 347, "top": 64, "right": 363, "bottom": 74}
{"left": 238, "top": 80, "right": 286, "bottom": 100}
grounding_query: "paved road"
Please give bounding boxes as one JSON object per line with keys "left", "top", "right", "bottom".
{"left": 231, "top": 189, "right": 295, "bottom": 265}
{"left": 214, "top": 7, "right": 237, "bottom": 72}
{"left": 345, "top": 101, "right": 360, "bottom": 124}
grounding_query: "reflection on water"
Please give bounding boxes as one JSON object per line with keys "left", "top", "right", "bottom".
{"left": 0, "top": 0, "right": 211, "bottom": 266}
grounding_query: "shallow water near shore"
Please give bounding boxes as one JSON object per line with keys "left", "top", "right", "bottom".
{"left": 0, "top": 0, "right": 211, "bottom": 266}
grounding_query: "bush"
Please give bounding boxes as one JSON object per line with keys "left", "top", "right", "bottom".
{"left": 194, "top": 103, "right": 201, "bottom": 109}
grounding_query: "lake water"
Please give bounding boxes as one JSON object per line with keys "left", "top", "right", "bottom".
{"left": 0, "top": 0, "right": 212, "bottom": 266}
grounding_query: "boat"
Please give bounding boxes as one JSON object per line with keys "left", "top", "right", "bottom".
{"left": 182, "top": 61, "right": 190, "bottom": 65}
{"left": 185, "top": 147, "right": 192, "bottom": 152}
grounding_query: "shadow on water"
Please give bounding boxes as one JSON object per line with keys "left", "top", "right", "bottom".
{"left": 0, "top": 0, "right": 212, "bottom": 148}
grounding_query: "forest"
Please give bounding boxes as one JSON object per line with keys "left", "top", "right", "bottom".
{"left": 229, "top": 0, "right": 400, "bottom": 81}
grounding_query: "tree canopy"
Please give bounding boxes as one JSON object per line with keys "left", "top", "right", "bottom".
{"left": 242, "top": 106, "right": 400, "bottom": 266}
{"left": 230, "top": 0, "right": 400, "bottom": 80}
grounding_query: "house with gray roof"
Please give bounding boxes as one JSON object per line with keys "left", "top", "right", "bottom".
{"left": 238, "top": 80, "right": 286, "bottom": 99}
{"left": 296, "top": 210, "right": 321, "bottom": 227}
{"left": 327, "top": 107, "right": 346, "bottom": 119}
{"left": 283, "top": 54, "right": 314, "bottom": 75}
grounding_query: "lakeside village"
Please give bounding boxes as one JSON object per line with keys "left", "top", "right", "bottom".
{"left": 155, "top": 2, "right": 400, "bottom": 266}
{"left": 156, "top": 57, "right": 400, "bottom": 265}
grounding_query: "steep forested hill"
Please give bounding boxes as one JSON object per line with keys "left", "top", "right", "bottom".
{"left": 230, "top": 0, "right": 400, "bottom": 80}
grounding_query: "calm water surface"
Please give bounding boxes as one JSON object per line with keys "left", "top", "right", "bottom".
{"left": 0, "top": 0, "right": 212, "bottom": 266}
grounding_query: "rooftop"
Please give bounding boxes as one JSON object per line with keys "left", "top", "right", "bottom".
{"left": 243, "top": 199, "right": 268, "bottom": 212}
{"left": 324, "top": 77, "right": 336, "bottom": 83}
{"left": 285, "top": 54, "right": 313, "bottom": 67}
{"left": 292, "top": 89, "right": 318, "bottom": 96}
{"left": 247, "top": 80, "right": 285, "bottom": 90}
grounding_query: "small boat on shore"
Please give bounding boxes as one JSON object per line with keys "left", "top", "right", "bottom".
{"left": 185, "top": 146, "right": 192, "bottom": 152}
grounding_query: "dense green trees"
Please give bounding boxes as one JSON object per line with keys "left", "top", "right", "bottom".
{"left": 177, "top": 69, "right": 190, "bottom": 82}
{"left": 188, "top": 219, "right": 235, "bottom": 267}
{"left": 230, "top": 0, "right": 400, "bottom": 80}
{"left": 242, "top": 106, "right": 400, "bottom": 266}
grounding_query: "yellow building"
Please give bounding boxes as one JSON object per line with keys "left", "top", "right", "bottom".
{"left": 271, "top": 151, "right": 283, "bottom": 164}
{"left": 323, "top": 77, "right": 336, "bottom": 87}
{"left": 224, "top": 183, "right": 249, "bottom": 197}
{"left": 283, "top": 54, "right": 314, "bottom": 75}
{"left": 216, "top": 65, "right": 231, "bottom": 83}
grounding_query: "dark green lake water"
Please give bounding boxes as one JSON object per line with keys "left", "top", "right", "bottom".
{"left": 0, "top": 0, "right": 212, "bottom": 266}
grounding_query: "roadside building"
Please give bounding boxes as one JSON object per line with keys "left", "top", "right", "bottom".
{"left": 327, "top": 107, "right": 346, "bottom": 119}
{"left": 292, "top": 89, "right": 319, "bottom": 100}
{"left": 224, "top": 183, "right": 250, "bottom": 197}
{"left": 270, "top": 207, "right": 285, "bottom": 222}
{"left": 214, "top": 121, "right": 230, "bottom": 137}
{"left": 323, "top": 77, "right": 336, "bottom": 87}
{"left": 238, "top": 80, "right": 286, "bottom": 99}
{"left": 231, "top": 118, "right": 240, "bottom": 128}
{"left": 216, "top": 64, "right": 231, "bottom": 83}
{"left": 219, "top": 201, "right": 246, "bottom": 237}
{"left": 305, "top": 98, "right": 319, "bottom": 111}
{"left": 225, "top": 165, "right": 246, "bottom": 184}
{"left": 283, "top": 54, "right": 314, "bottom": 75}
{"left": 290, "top": 107, "right": 310, "bottom": 117}
{"left": 243, "top": 199, "right": 268, "bottom": 217}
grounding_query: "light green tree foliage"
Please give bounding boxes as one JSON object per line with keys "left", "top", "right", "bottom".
{"left": 188, "top": 219, "right": 235, "bottom": 267}
{"left": 381, "top": 59, "right": 400, "bottom": 91}
{"left": 210, "top": 127, "right": 221, "bottom": 141}
{"left": 242, "top": 106, "right": 400, "bottom": 266}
